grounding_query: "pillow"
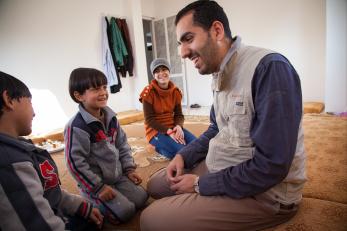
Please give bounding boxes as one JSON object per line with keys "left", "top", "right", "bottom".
{"left": 303, "top": 102, "right": 325, "bottom": 114}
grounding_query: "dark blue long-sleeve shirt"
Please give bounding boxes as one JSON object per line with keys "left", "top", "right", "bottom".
{"left": 179, "top": 53, "right": 303, "bottom": 198}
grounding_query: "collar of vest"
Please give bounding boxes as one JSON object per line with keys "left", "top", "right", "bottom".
{"left": 212, "top": 36, "right": 242, "bottom": 92}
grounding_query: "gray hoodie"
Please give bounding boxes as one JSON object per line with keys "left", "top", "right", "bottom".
{"left": 64, "top": 105, "right": 135, "bottom": 195}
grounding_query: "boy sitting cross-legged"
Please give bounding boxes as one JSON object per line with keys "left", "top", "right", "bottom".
{"left": 0, "top": 71, "right": 103, "bottom": 231}
{"left": 64, "top": 68, "right": 148, "bottom": 224}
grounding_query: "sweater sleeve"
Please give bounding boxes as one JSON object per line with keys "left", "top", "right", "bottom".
{"left": 173, "top": 89, "right": 184, "bottom": 127}
{"left": 143, "top": 101, "right": 170, "bottom": 133}
{"left": 59, "top": 190, "right": 92, "bottom": 219}
{"left": 173, "top": 104, "right": 184, "bottom": 128}
{"left": 64, "top": 126, "right": 104, "bottom": 194}
{"left": 0, "top": 161, "right": 65, "bottom": 230}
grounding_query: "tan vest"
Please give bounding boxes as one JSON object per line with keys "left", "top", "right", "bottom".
{"left": 206, "top": 44, "right": 306, "bottom": 204}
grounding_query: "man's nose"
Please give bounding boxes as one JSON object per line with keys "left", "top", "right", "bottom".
{"left": 179, "top": 44, "right": 190, "bottom": 59}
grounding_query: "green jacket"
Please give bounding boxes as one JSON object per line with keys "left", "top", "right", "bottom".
{"left": 110, "top": 17, "right": 128, "bottom": 66}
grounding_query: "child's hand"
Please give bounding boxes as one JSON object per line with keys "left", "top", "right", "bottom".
{"left": 173, "top": 125, "right": 185, "bottom": 144}
{"left": 89, "top": 207, "right": 104, "bottom": 229}
{"left": 168, "top": 126, "right": 185, "bottom": 145}
{"left": 127, "top": 172, "right": 142, "bottom": 185}
{"left": 98, "top": 185, "right": 116, "bottom": 201}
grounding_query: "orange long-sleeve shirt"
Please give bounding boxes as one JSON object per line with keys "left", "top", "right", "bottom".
{"left": 139, "top": 79, "right": 184, "bottom": 142}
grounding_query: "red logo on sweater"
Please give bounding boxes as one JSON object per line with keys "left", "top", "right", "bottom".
{"left": 95, "top": 130, "right": 107, "bottom": 142}
{"left": 39, "top": 160, "right": 59, "bottom": 190}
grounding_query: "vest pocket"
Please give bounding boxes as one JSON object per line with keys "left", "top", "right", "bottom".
{"left": 226, "top": 98, "right": 252, "bottom": 146}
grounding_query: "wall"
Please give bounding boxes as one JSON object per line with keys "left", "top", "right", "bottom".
{"left": 326, "top": 0, "right": 347, "bottom": 112}
{"left": 126, "top": 0, "right": 149, "bottom": 111}
{"left": 141, "top": 0, "right": 155, "bottom": 18}
{"left": 1, "top": 0, "right": 343, "bottom": 129}
{"left": 147, "top": 0, "right": 327, "bottom": 107}
{"left": 0, "top": 0, "right": 139, "bottom": 120}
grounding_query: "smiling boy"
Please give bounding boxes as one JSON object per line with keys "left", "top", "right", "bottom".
{"left": 64, "top": 68, "right": 148, "bottom": 224}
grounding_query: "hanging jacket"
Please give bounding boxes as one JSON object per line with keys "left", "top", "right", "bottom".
{"left": 106, "top": 17, "right": 122, "bottom": 93}
{"left": 116, "top": 18, "right": 134, "bottom": 77}
{"left": 102, "top": 17, "right": 118, "bottom": 87}
{"left": 109, "top": 17, "right": 128, "bottom": 76}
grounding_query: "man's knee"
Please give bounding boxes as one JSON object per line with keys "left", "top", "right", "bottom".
{"left": 146, "top": 169, "right": 169, "bottom": 199}
{"left": 140, "top": 200, "right": 186, "bottom": 231}
{"left": 140, "top": 202, "right": 165, "bottom": 231}
{"left": 140, "top": 205, "right": 152, "bottom": 231}
{"left": 147, "top": 176, "right": 164, "bottom": 199}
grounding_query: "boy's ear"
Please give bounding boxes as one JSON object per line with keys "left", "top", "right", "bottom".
{"left": 1, "top": 90, "right": 15, "bottom": 110}
{"left": 73, "top": 91, "right": 84, "bottom": 102}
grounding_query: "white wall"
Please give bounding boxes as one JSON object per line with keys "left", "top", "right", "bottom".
{"left": 141, "top": 0, "right": 156, "bottom": 18}
{"left": 224, "top": 0, "right": 326, "bottom": 103}
{"left": 0, "top": 0, "right": 142, "bottom": 120}
{"left": 146, "top": 0, "right": 327, "bottom": 107}
{"left": 1, "top": 0, "right": 344, "bottom": 130}
{"left": 326, "top": 0, "right": 347, "bottom": 112}
{"left": 128, "top": 0, "right": 150, "bottom": 111}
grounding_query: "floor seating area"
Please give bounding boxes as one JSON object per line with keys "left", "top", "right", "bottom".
{"left": 31, "top": 104, "right": 347, "bottom": 230}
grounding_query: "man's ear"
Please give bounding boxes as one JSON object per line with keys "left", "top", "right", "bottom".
{"left": 1, "top": 90, "right": 15, "bottom": 110}
{"left": 73, "top": 91, "right": 83, "bottom": 102}
{"left": 211, "top": 21, "right": 225, "bottom": 41}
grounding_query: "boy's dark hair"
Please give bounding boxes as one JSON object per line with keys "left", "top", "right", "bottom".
{"left": 175, "top": 0, "right": 232, "bottom": 40}
{"left": 0, "top": 71, "right": 31, "bottom": 117}
{"left": 69, "top": 68, "right": 108, "bottom": 103}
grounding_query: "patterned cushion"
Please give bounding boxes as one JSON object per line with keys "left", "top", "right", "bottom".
{"left": 303, "top": 102, "right": 325, "bottom": 114}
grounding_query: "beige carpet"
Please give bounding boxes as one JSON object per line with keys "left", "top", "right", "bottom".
{"left": 51, "top": 114, "right": 347, "bottom": 231}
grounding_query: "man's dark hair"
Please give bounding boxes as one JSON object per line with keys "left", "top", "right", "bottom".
{"left": 69, "top": 68, "right": 108, "bottom": 103}
{"left": 175, "top": 0, "right": 232, "bottom": 39}
{"left": 0, "top": 71, "right": 31, "bottom": 117}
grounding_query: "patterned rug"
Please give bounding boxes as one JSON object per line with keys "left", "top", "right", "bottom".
{"left": 51, "top": 114, "right": 347, "bottom": 231}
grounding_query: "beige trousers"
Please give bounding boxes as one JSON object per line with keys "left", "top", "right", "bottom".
{"left": 140, "top": 161, "right": 298, "bottom": 231}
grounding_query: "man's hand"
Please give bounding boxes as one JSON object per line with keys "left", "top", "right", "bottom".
{"left": 89, "top": 207, "right": 104, "bottom": 229}
{"left": 127, "top": 171, "right": 142, "bottom": 185}
{"left": 98, "top": 185, "right": 116, "bottom": 201}
{"left": 170, "top": 174, "right": 197, "bottom": 194}
{"left": 173, "top": 125, "right": 185, "bottom": 145}
{"left": 166, "top": 154, "right": 185, "bottom": 183}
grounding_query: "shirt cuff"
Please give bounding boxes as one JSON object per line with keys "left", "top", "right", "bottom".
{"left": 125, "top": 167, "right": 136, "bottom": 174}
{"left": 93, "top": 182, "right": 105, "bottom": 195}
{"left": 199, "top": 172, "right": 225, "bottom": 196}
{"left": 76, "top": 201, "right": 93, "bottom": 219}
